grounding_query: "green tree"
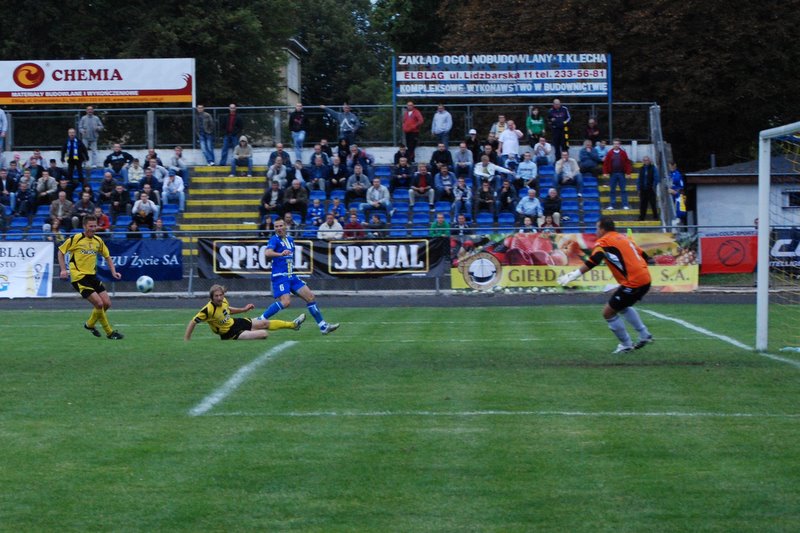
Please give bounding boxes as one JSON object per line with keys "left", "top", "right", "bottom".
{"left": 372, "top": 0, "right": 446, "bottom": 54}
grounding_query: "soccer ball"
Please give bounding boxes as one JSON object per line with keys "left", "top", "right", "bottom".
{"left": 136, "top": 275, "right": 154, "bottom": 293}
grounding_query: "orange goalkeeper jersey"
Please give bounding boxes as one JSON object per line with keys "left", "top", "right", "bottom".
{"left": 585, "top": 231, "right": 651, "bottom": 288}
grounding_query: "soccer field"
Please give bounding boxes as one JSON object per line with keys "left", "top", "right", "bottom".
{"left": 2, "top": 303, "right": 799, "bottom": 531}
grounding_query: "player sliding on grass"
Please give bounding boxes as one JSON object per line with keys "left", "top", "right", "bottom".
{"left": 558, "top": 216, "right": 653, "bottom": 354}
{"left": 58, "top": 215, "right": 124, "bottom": 340}
{"left": 259, "top": 218, "right": 339, "bottom": 335}
{"left": 185, "top": 284, "right": 305, "bottom": 341}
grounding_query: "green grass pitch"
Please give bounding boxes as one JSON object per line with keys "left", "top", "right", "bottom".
{"left": 1, "top": 303, "right": 799, "bottom": 531}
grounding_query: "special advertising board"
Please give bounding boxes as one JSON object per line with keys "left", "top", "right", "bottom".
{"left": 0, "top": 58, "right": 195, "bottom": 105}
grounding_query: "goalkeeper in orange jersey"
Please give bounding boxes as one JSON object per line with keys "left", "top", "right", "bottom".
{"left": 558, "top": 216, "right": 653, "bottom": 354}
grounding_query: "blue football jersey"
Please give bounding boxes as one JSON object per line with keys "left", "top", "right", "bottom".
{"left": 267, "top": 233, "right": 295, "bottom": 276}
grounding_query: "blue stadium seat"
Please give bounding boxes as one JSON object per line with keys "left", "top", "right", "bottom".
{"left": 412, "top": 203, "right": 430, "bottom": 213}
{"left": 475, "top": 212, "right": 494, "bottom": 226}
{"left": 372, "top": 212, "right": 388, "bottom": 223}
{"left": 329, "top": 190, "right": 345, "bottom": 201}
{"left": 434, "top": 201, "right": 452, "bottom": 213}
{"left": 583, "top": 200, "right": 601, "bottom": 212}
{"left": 393, "top": 188, "right": 409, "bottom": 201}
{"left": 31, "top": 216, "right": 46, "bottom": 228}
{"left": 309, "top": 190, "right": 326, "bottom": 201}
{"left": 412, "top": 213, "right": 430, "bottom": 225}
{"left": 581, "top": 188, "right": 600, "bottom": 199}
{"left": 380, "top": 178, "right": 390, "bottom": 188}
{"left": 303, "top": 228, "right": 318, "bottom": 238}
{"left": 560, "top": 189, "right": 578, "bottom": 199}
{"left": 10, "top": 217, "right": 29, "bottom": 228}
{"left": 497, "top": 212, "right": 516, "bottom": 226}
{"left": 161, "top": 215, "right": 177, "bottom": 227}
{"left": 562, "top": 200, "right": 579, "bottom": 211}
{"left": 161, "top": 204, "right": 179, "bottom": 215}
{"left": 582, "top": 176, "right": 598, "bottom": 187}
{"left": 5, "top": 229, "right": 24, "bottom": 240}
{"left": 140, "top": 230, "right": 152, "bottom": 239}
{"left": 36, "top": 205, "right": 50, "bottom": 216}
{"left": 115, "top": 215, "right": 132, "bottom": 227}
{"left": 389, "top": 226, "right": 407, "bottom": 238}
{"left": 391, "top": 214, "right": 408, "bottom": 225}
{"left": 539, "top": 177, "right": 553, "bottom": 188}
{"left": 411, "top": 227, "right": 429, "bottom": 237}
{"left": 583, "top": 212, "right": 600, "bottom": 224}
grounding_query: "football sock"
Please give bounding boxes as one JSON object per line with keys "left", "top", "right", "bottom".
{"left": 307, "top": 302, "right": 324, "bottom": 324}
{"left": 606, "top": 315, "right": 632, "bottom": 346}
{"left": 267, "top": 319, "right": 294, "bottom": 331}
{"left": 97, "top": 309, "right": 113, "bottom": 335}
{"left": 87, "top": 308, "right": 101, "bottom": 328}
{"left": 619, "top": 307, "right": 650, "bottom": 338}
{"left": 261, "top": 301, "right": 284, "bottom": 319}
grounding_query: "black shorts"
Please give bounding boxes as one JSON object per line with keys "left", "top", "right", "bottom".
{"left": 71, "top": 275, "right": 107, "bottom": 299}
{"left": 220, "top": 318, "right": 253, "bottom": 340}
{"left": 608, "top": 283, "right": 651, "bottom": 311}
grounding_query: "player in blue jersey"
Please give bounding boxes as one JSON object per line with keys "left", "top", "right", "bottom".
{"left": 260, "top": 218, "right": 340, "bottom": 334}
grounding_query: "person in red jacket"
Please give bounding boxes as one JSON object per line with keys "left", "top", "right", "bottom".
{"left": 402, "top": 100, "right": 425, "bottom": 164}
{"left": 602, "top": 138, "right": 633, "bottom": 210}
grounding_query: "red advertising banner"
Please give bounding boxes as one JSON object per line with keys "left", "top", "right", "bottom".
{"left": 699, "top": 234, "right": 757, "bottom": 274}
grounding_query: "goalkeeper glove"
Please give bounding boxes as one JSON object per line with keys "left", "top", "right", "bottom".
{"left": 557, "top": 269, "right": 582, "bottom": 286}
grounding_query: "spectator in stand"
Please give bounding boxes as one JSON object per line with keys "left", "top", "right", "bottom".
{"left": 319, "top": 138, "right": 333, "bottom": 158}
{"left": 196, "top": 104, "right": 215, "bottom": 165}
{"left": 103, "top": 143, "right": 134, "bottom": 182}
{"left": 126, "top": 220, "right": 142, "bottom": 239}
{"left": 260, "top": 180, "right": 284, "bottom": 222}
{"left": 93, "top": 206, "right": 111, "bottom": 235}
{"left": 14, "top": 181, "right": 36, "bottom": 221}
{"left": 463, "top": 128, "right": 481, "bottom": 162}
{"left": 498, "top": 119, "right": 524, "bottom": 166}
{"left": 434, "top": 165, "right": 456, "bottom": 203}
{"left": 152, "top": 217, "right": 173, "bottom": 239}
{"left": 602, "top": 139, "right": 632, "bottom": 210}
{"left": 219, "top": 103, "right": 243, "bottom": 166}
{"left": 429, "top": 212, "right": 450, "bottom": 237}
{"left": 392, "top": 144, "right": 410, "bottom": 167}
{"left": 97, "top": 171, "right": 118, "bottom": 207}
{"left": 343, "top": 212, "right": 365, "bottom": 240}
{"left": 514, "top": 151, "right": 538, "bottom": 192}
{"left": 283, "top": 178, "right": 309, "bottom": 218}
{"left": 169, "top": 146, "right": 188, "bottom": 179}
{"left": 481, "top": 141, "right": 499, "bottom": 164}
{"left": 288, "top": 102, "right": 308, "bottom": 163}
{"left": 317, "top": 212, "right": 344, "bottom": 240}
{"left": 668, "top": 161, "right": 686, "bottom": 225}
{"left": 230, "top": 135, "right": 254, "bottom": 177}
{"left": 46, "top": 159, "right": 66, "bottom": 182}
{"left": 163, "top": 169, "right": 186, "bottom": 212}
{"left": 109, "top": 183, "right": 131, "bottom": 223}
{"left": 402, "top": 100, "right": 424, "bottom": 163}
{"left": 72, "top": 192, "right": 94, "bottom": 228}
{"left": 453, "top": 142, "right": 474, "bottom": 182}
{"left": 132, "top": 191, "right": 158, "bottom": 229}
{"left": 54, "top": 178, "right": 74, "bottom": 203}
{"left": 288, "top": 160, "right": 310, "bottom": 189}
{"left": 44, "top": 217, "right": 68, "bottom": 244}
{"left": 409, "top": 163, "right": 435, "bottom": 211}
{"left": 0, "top": 168, "right": 15, "bottom": 211}
{"left": 360, "top": 177, "right": 392, "bottom": 217}
{"left": 26, "top": 156, "right": 44, "bottom": 180}
{"left": 585, "top": 118, "right": 601, "bottom": 145}
{"left": 127, "top": 158, "right": 143, "bottom": 186}
{"left": 526, "top": 106, "right": 546, "bottom": 147}
{"left": 6, "top": 159, "right": 21, "bottom": 184}
{"left": 307, "top": 198, "right": 325, "bottom": 227}
{"left": 540, "top": 214, "right": 561, "bottom": 234}
{"left": 147, "top": 158, "right": 168, "bottom": 183}
{"left": 308, "top": 144, "right": 331, "bottom": 167}
{"left": 365, "top": 213, "right": 385, "bottom": 238}
{"left": 542, "top": 188, "right": 562, "bottom": 226}
{"left": 391, "top": 156, "right": 413, "bottom": 192}
{"left": 345, "top": 164, "right": 371, "bottom": 207}
{"left": 516, "top": 188, "right": 542, "bottom": 226}
{"left": 49, "top": 190, "right": 74, "bottom": 230}
{"left": 35, "top": 171, "right": 58, "bottom": 205}
{"left": 346, "top": 144, "right": 375, "bottom": 178}
{"left": 554, "top": 150, "right": 583, "bottom": 197}
{"left": 268, "top": 142, "right": 293, "bottom": 167}
{"left": 496, "top": 178, "right": 518, "bottom": 215}
{"left": 61, "top": 128, "right": 89, "bottom": 184}
{"left": 308, "top": 156, "right": 330, "bottom": 193}
{"left": 78, "top": 105, "right": 104, "bottom": 167}
{"left": 519, "top": 216, "right": 537, "bottom": 233}
{"left": 638, "top": 155, "right": 660, "bottom": 221}
{"left": 328, "top": 156, "right": 348, "bottom": 191}
{"left": 475, "top": 181, "right": 496, "bottom": 219}
{"left": 336, "top": 138, "right": 350, "bottom": 161}
{"left": 547, "top": 98, "right": 571, "bottom": 160}
{"left": 17, "top": 169, "right": 36, "bottom": 193}
{"left": 329, "top": 196, "right": 346, "bottom": 224}
{"left": 139, "top": 168, "right": 162, "bottom": 204}
{"left": 532, "top": 135, "right": 554, "bottom": 167}
{"left": 321, "top": 103, "right": 360, "bottom": 145}
{"left": 0, "top": 106, "right": 6, "bottom": 157}
{"left": 452, "top": 176, "right": 472, "bottom": 219}
{"left": 579, "top": 139, "right": 603, "bottom": 179}
{"left": 594, "top": 139, "right": 610, "bottom": 161}
{"left": 473, "top": 154, "right": 514, "bottom": 191}
{"left": 429, "top": 142, "right": 454, "bottom": 172}
{"left": 258, "top": 213, "right": 274, "bottom": 237}
{"left": 431, "top": 104, "right": 453, "bottom": 147}
{"left": 267, "top": 156, "right": 289, "bottom": 189}
{"left": 489, "top": 114, "right": 507, "bottom": 137}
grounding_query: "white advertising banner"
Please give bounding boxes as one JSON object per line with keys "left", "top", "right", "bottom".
{"left": 0, "top": 241, "right": 53, "bottom": 298}
{"left": 0, "top": 58, "right": 195, "bottom": 105}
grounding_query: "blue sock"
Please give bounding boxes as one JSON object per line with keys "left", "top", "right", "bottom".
{"left": 261, "top": 301, "right": 284, "bottom": 319}
{"left": 307, "top": 301, "right": 325, "bottom": 325}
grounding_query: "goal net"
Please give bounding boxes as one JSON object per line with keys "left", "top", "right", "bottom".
{"left": 756, "top": 121, "right": 800, "bottom": 352}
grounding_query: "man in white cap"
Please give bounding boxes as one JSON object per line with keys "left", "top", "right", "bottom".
{"left": 465, "top": 128, "right": 481, "bottom": 162}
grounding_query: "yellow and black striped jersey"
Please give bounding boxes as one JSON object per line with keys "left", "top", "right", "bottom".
{"left": 193, "top": 298, "right": 234, "bottom": 335}
{"left": 58, "top": 233, "right": 110, "bottom": 282}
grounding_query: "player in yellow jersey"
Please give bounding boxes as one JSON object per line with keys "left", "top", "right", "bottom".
{"left": 558, "top": 216, "right": 654, "bottom": 354}
{"left": 184, "top": 284, "right": 306, "bottom": 341}
{"left": 58, "top": 215, "right": 124, "bottom": 340}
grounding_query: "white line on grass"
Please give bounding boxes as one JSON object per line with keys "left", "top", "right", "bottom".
{"left": 641, "top": 309, "right": 800, "bottom": 369}
{"left": 206, "top": 410, "right": 800, "bottom": 419}
{"left": 188, "top": 341, "right": 297, "bottom": 417}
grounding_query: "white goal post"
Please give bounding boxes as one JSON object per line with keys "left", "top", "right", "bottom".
{"left": 756, "top": 120, "right": 800, "bottom": 351}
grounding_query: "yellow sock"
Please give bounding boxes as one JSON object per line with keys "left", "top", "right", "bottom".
{"left": 97, "top": 309, "right": 113, "bottom": 335}
{"left": 87, "top": 308, "right": 101, "bottom": 328}
{"left": 267, "top": 319, "right": 294, "bottom": 330}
